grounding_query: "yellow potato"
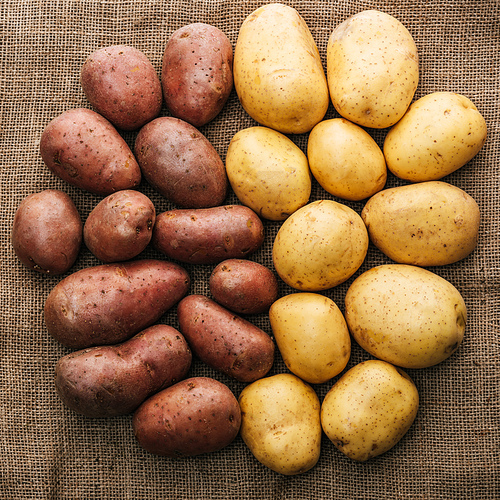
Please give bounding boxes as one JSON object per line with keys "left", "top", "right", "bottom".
{"left": 239, "top": 373, "right": 321, "bottom": 475}
{"left": 234, "top": 3, "right": 329, "bottom": 134}
{"left": 361, "top": 181, "right": 480, "bottom": 266}
{"left": 307, "top": 118, "right": 387, "bottom": 201}
{"left": 272, "top": 199, "right": 369, "bottom": 291}
{"left": 225, "top": 126, "right": 311, "bottom": 220}
{"left": 383, "top": 92, "right": 488, "bottom": 181}
{"left": 327, "top": 10, "right": 419, "bottom": 128}
{"left": 269, "top": 293, "right": 350, "bottom": 384}
{"left": 345, "top": 264, "right": 467, "bottom": 369}
{"left": 321, "top": 359, "right": 419, "bottom": 461}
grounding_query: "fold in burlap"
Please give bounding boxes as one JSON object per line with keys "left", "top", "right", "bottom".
{"left": 1, "top": 1, "right": 498, "bottom": 499}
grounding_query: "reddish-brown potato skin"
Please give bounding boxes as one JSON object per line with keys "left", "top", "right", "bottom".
{"left": 44, "top": 259, "right": 190, "bottom": 349}
{"left": 134, "top": 117, "right": 227, "bottom": 208}
{"left": 40, "top": 108, "right": 141, "bottom": 196}
{"left": 55, "top": 324, "right": 192, "bottom": 418}
{"left": 209, "top": 259, "right": 279, "bottom": 314}
{"left": 152, "top": 205, "right": 265, "bottom": 265}
{"left": 81, "top": 45, "right": 162, "bottom": 131}
{"left": 11, "top": 190, "right": 82, "bottom": 275}
{"left": 133, "top": 377, "right": 241, "bottom": 457}
{"left": 162, "top": 23, "right": 233, "bottom": 127}
{"left": 84, "top": 190, "right": 156, "bottom": 262}
{"left": 177, "top": 295, "right": 275, "bottom": 382}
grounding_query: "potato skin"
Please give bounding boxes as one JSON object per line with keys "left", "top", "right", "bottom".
{"left": 55, "top": 324, "right": 192, "bottom": 418}
{"left": 133, "top": 376, "right": 241, "bottom": 457}
{"left": 162, "top": 23, "right": 233, "bottom": 127}
{"left": 177, "top": 295, "right": 275, "bottom": 382}
{"left": 11, "top": 190, "right": 82, "bottom": 275}
{"left": 152, "top": 205, "right": 265, "bottom": 265}
{"left": 40, "top": 108, "right": 141, "bottom": 196}
{"left": 134, "top": 117, "right": 227, "bottom": 208}
{"left": 44, "top": 259, "right": 190, "bottom": 349}
{"left": 84, "top": 190, "right": 156, "bottom": 262}
{"left": 81, "top": 45, "right": 162, "bottom": 131}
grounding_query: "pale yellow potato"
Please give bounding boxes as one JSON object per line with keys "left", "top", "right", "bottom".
{"left": 234, "top": 3, "right": 329, "bottom": 134}
{"left": 344, "top": 264, "right": 467, "bottom": 369}
{"left": 307, "top": 118, "right": 387, "bottom": 201}
{"left": 226, "top": 127, "right": 311, "bottom": 220}
{"left": 361, "top": 181, "right": 480, "bottom": 266}
{"left": 239, "top": 373, "right": 321, "bottom": 475}
{"left": 321, "top": 359, "right": 419, "bottom": 461}
{"left": 272, "top": 199, "right": 369, "bottom": 291}
{"left": 327, "top": 10, "right": 419, "bottom": 129}
{"left": 383, "top": 92, "right": 488, "bottom": 181}
{"left": 269, "top": 293, "right": 350, "bottom": 384}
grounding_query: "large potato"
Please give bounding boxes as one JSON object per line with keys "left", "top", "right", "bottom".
{"left": 40, "top": 108, "right": 141, "bottom": 196}
{"left": 234, "top": 3, "right": 329, "bottom": 134}
{"left": 361, "top": 181, "right": 480, "bottom": 266}
{"left": 344, "top": 264, "right": 467, "bottom": 369}
{"left": 55, "top": 324, "right": 192, "bottom": 418}
{"left": 327, "top": 10, "right": 419, "bottom": 128}
{"left": 239, "top": 373, "right": 321, "bottom": 475}
{"left": 272, "top": 200, "right": 369, "bottom": 291}
{"left": 11, "top": 189, "right": 82, "bottom": 275}
{"left": 44, "top": 259, "right": 190, "bottom": 349}
{"left": 162, "top": 23, "right": 233, "bottom": 127}
{"left": 384, "top": 92, "right": 488, "bottom": 181}
{"left": 225, "top": 126, "right": 311, "bottom": 220}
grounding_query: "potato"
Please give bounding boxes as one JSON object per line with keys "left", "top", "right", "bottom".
{"left": 225, "top": 126, "right": 311, "bottom": 220}
{"left": 272, "top": 200, "right": 369, "bottom": 291}
{"left": 133, "top": 376, "right": 241, "bottom": 457}
{"left": 11, "top": 189, "right": 82, "bottom": 275}
{"left": 234, "top": 3, "right": 329, "bottom": 134}
{"left": 239, "top": 373, "right": 321, "bottom": 475}
{"left": 269, "top": 293, "right": 350, "bottom": 384}
{"left": 44, "top": 259, "right": 190, "bottom": 349}
{"left": 307, "top": 118, "right": 387, "bottom": 201}
{"left": 383, "top": 92, "right": 488, "bottom": 181}
{"left": 162, "top": 23, "right": 233, "bottom": 127}
{"left": 134, "top": 117, "right": 227, "bottom": 208}
{"left": 209, "top": 259, "right": 279, "bottom": 314}
{"left": 55, "top": 324, "right": 192, "bottom": 418}
{"left": 81, "top": 45, "right": 162, "bottom": 131}
{"left": 344, "top": 264, "right": 467, "bottom": 369}
{"left": 153, "top": 205, "right": 265, "bottom": 265}
{"left": 327, "top": 10, "right": 419, "bottom": 129}
{"left": 321, "top": 360, "right": 419, "bottom": 461}
{"left": 40, "top": 108, "right": 141, "bottom": 196}
{"left": 361, "top": 181, "right": 480, "bottom": 266}
{"left": 177, "top": 295, "right": 274, "bottom": 382}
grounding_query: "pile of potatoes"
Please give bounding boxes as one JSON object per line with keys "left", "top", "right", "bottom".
{"left": 11, "top": 3, "right": 487, "bottom": 474}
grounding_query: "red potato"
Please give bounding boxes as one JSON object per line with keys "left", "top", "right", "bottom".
{"left": 55, "top": 324, "right": 192, "bottom": 418}
{"left": 40, "top": 108, "right": 141, "bottom": 196}
{"left": 177, "top": 295, "right": 275, "bottom": 382}
{"left": 44, "top": 259, "right": 190, "bottom": 349}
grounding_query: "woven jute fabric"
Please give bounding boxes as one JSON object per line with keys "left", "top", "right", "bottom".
{"left": 1, "top": 0, "right": 499, "bottom": 498}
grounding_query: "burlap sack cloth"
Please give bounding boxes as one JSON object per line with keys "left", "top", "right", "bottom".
{"left": 1, "top": 0, "right": 498, "bottom": 498}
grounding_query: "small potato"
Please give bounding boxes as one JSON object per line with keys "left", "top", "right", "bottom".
{"left": 153, "top": 205, "right": 265, "bottom": 265}
{"left": 81, "top": 45, "right": 162, "bottom": 131}
{"left": 84, "top": 190, "right": 156, "bottom": 263}
{"left": 133, "top": 376, "right": 241, "bottom": 457}
{"left": 11, "top": 189, "right": 82, "bottom": 275}
{"left": 209, "top": 259, "right": 278, "bottom": 314}
{"left": 162, "top": 23, "right": 233, "bottom": 127}
{"left": 239, "top": 373, "right": 321, "bottom": 475}
{"left": 40, "top": 108, "right": 141, "bottom": 196}
{"left": 134, "top": 117, "right": 227, "bottom": 208}
{"left": 177, "top": 295, "right": 275, "bottom": 382}
{"left": 55, "top": 324, "right": 192, "bottom": 418}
